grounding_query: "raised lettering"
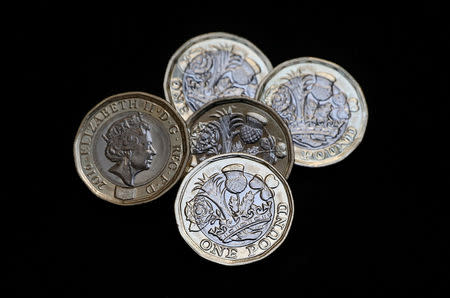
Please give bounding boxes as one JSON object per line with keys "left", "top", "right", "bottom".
{"left": 97, "top": 181, "right": 107, "bottom": 190}
{"left": 101, "top": 107, "right": 110, "bottom": 118}
{"left": 159, "top": 111, "right": 168, "bottom": 121}
{"left": 225, "top": 248, "right": 238, "bottom": 259}
{"left": 199, "top": 240, "right": 238, "bottom": 259}
{"left": 314, "top": 150, "right": 325, "bottom": 160}
{"left": 83, "top": 162, "right": 93, "bottom": 171}
{"left": 169, "top": 125, "right": 179, "bottom": 135}
{"left": 347, "top": 126, "right": 357, "bottom": 135}
{"left": 210, "top": 243, "right": 225, "bottom": 257}
{"left": 81, "top": 134, "right": 91, "bottom": 145}
{"left": 200, "top": 239, "right": 212, "bottom": 251}
{"left": 266, "top": 228, "right": 280, "bottom": 241}
{"left": 246, "top": 245, "right": 257, "bottom": 257}
{"left": 79, "top": 143, "right": 90, "bottom": 155}
{"left": 160, "top": 174, "right": 168, "bottom": 184}
{"left": 277, "top": 203, "right": 289, "bottom": 215}
{"left": 167, "top": 145, "right": 182, "bottom": 171}
{"left": 171, "top": 78, "right": 182, "bottom": 90}
{"left": 143, "top": 101, "right": 152, "bottom": 112}
{"left": 180, "top": 105, "right": 189, "bottom": 114}
{"left": 110, "top": 102, "right": 119, "bottom": 113}
{"left": 167, "top": 162, "right": 178, "bottom": 171}
{"left": 146, "top": 183, "right": 157, "bottom": 194}
{"left": 258, "top": 239, "right": 270, "bottom": 250}
{"left": 94, "top": 114, "right": 103, "bottom": 126}
{"left": 274, "top": 215, "right": 287, "bottom": 230}
{"left": 171, "top": 145, "right": 181, "bottom": 160}
{"left": 128, "top": 99, "right": 138, "bottom": 109}
{"left": 89, "top": 119, "right": 98, "bottom": 133}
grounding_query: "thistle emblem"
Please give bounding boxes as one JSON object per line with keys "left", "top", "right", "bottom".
{"left": 190, "top": 107, "right": 287, "bottom": 165}
{"left": 182, "top": 46, "right": 260, "bottom": 111}
{"left": 270, "top": 71, "right": 351, "bottom": 149}
{"left": 239, "top": 112, "right": 267, "bottom": 144}
{"left": 184, "top": 164, "right": 279, "bottom": 245}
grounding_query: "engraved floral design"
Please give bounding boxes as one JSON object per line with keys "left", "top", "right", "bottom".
{"left": 190, "top": 122, "right": 221, "bottom": 155}
{"left": 240, "top": 113, "right": 265, "bottom": 144}
{"left": 184, "top": 164, "right": 278, "bottom": 245}
{"left": 190, "top": 107, "right": 288, "bottom": 165}
{"left": 185, "top": 195, "right": 216, "bottom": 232}
{"left": 270, "top": 72, "right": 351, "bottom": 149}
{"left": 259, "top": 136, "right": 287, "bottom": 163}
{"left": 183, "top": 46, "right": 260, "bottom": 111}
{"left": 249, "top": 173, "right": 280, "bottom": 201}
{"left": 222, "top": 164, "right": 247, "bottom": 194}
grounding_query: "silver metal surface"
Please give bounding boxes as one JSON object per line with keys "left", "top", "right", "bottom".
{"left": 164, "top": 32, "right": 272, "bottom": 120}
{"left": 74, "top": 92, "right": 190, "bottom": 205}
{"left": 257, "top": 57, "right": 368, "bottom": 167}
{"left": 175, "top": 153, "right": 294, "bottom": 265}
{"left": 186, "top": 97, "right": 294, "bottom": 178}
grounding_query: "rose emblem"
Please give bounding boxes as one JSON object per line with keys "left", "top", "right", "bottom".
{"left": 190, "top": 122, "right": 221, "bottom": 155}
{"left": 185, "top": 196, "right": 216, "bottom": 232}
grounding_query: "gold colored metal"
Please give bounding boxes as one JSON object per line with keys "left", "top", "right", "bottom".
{"left": 74, "top": 92, "right": 190, "bottom": 205}
{"left": 175, "top": 153, "right": 294, "bottom": 265}
{"left": 186, "top": 96, "right": 294, "bottom": 178}
{"left": 256, "top": 57, "right": 368, "bottom": 167}
{"left": 164, "top": 32, "right": 272, "bottom": 121}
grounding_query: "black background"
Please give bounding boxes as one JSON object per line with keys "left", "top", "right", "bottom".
{"left": 10, "top": 3, "right": 448, "bottom": 297}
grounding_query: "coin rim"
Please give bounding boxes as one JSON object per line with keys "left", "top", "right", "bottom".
{"left": 255, "top": 56, "right": 369, "bottom": 167}
{"left": 73, "top": 91, "right": 190, "bottom": 205}
{"left": 186, "top": 96, "right": 294, "bottom": 178}
{"left": 174, "top": 152, "right": 294, "bottom": 266}
{"left": 163, "top": 32, "right": 273, "bottom": 120}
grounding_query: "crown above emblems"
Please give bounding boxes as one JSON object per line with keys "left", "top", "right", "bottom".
{"left": 209, "top": 201, "right": 272, "bottom": 243}
{"left": 184, "top": 164, "right": 279, "bottom": 244}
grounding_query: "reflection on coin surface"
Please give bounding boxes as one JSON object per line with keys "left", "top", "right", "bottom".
{"left": 74, "top": 92, "right": 189, "bottom": 205}
{"left": 186, "top": 97, "right": 294, "bottom": 178}
{"left": 175, "top": 153, "right": 294, "bottom": 265}
{"left": 257, "top": 57, "right": 368, "bottom": 167}
{"left": 164, "top": 32, "right": 272, "bottom": 121}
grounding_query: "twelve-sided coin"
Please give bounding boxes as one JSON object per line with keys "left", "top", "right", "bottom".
{"left": 74, "top": 92, "right": 190, "bottom": 205}
{"left": 175, "top": 153, "right": 294, "bottom": 265}
{"left": 257, "top": 57, "right": 368, "bottom": 167}
{"left": 164, "top": 32, "right": 272, "bottom": 121}
{"left": 186, "top": 96, "right": 294, "bottom": 178}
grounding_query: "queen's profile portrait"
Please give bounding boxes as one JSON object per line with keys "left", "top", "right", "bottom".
{"left": 102, "top": 112, "right": 156, "bottom": 187}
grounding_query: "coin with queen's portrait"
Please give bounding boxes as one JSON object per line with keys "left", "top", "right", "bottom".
{"left": 74, "top": 92, "right": 189, "bottom": 205}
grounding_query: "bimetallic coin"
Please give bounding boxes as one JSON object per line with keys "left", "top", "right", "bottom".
{"left": 257, "top": 57, "right": 368, "bottom": 167}
{"left": 186, "top": 97, "right": 294, "bottom": 178}
{"left": 175, "top": 153, "right": 294, "bottom": 265}
{"left": 164, "top": 32, "right": 273, "bottom": 121}
{"left": 74, "top": 92, "right": 189, "bottom": 205}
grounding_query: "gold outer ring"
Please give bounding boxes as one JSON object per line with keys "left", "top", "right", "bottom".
{"left": 163, "top": 32, "right": 273, "bottom": 120}
{"left": 186, "top": 96, "right": 294, "bottom": 178}
{"left": 174, "top": 153, "right": 294, "bottom": 266}
{"left": 256, "top": 57, "right": 368, "bottom": 167}
{"left": 73, "top": 91, "right": 190, "bottom": 205}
